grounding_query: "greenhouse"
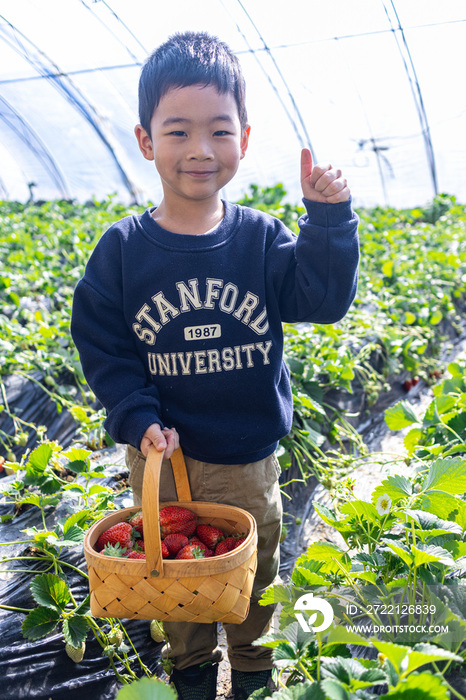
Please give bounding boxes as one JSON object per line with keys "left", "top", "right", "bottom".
{"left": 0, "top": 2, "right": 465, "bottom": 699}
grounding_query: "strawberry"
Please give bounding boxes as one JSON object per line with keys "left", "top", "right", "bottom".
{"left": 96, "top": 521, "right": 132, "bottom": 551}
{"left": 108, "top": 628, "right": 124, "bottom": 647}
{"left": 65, "top": 642, "right": 86, "bottom": 663}
{"left": 128, "top": 509, "right": 144, "bottom": 536}
{"left": 163, "top": 533, "right": 189, "bottom": 557}
{"left": 175, "top": 544, "right": 206, "bottom": 560}
{"left": 159, "top": 506, "right": 197, "bottom": 538}
{"left": 161, "top": 541, "right": 169, "bottom": 558}
{"left": 126, "top": 550, "right": 146, "bottom": 559}
{"left": 150, "top": 619, "right": 165, "bottom": 643}
{"left": 101, "top": 542, "right": 128, "bottom": 557}
{"left": 232, "top": 536, "right": 246, "bottom": 549}
{"left": 214, "top": 537, "right": 236, "bottom": 556}
{"left": 189, "top": 536, "right": 213, "bottom": 557}
{"left": 196, "top": 524, "right": 225, "bottom": 550}
{"left": 403, "top": 379, "right": 413, "bottom": 391}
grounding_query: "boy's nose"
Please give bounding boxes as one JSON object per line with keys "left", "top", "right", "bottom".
{"left": 187, "top": 136, "right": 214, "bottom": 160}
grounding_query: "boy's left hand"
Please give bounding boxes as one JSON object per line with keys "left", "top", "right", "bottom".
{"left": 300, "top": 148, "right": 350, "bottom": 204}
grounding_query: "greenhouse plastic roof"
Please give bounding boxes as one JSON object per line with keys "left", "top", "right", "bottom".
{"left": 0, "top": 0, "right": 465, "bottom": 208}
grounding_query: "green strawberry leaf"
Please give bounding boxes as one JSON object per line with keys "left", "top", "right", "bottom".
{"left": 402, "top": 643, "right": 463, "bottom": 676}
{"left": 320, "top": 678, "right": 350, "bottom": 700}
{"left": 372, "top": 475, "right": 412, "bottom": 505}
{"left": 321, "top": 656, "right": 387, "bottom": 692}
{"left": 340, "top": 499, "right": 381, "bottom": 525}
{"left": 57, "top": 524, "right": 85, "bottom": 546}
{"left": 116, "top": 676, "right": 177, "bottom": 699}
{"left": 30, "top": 573, "right": 71, "bottom": 611}
{"left": 380, "top": 672, "right": 449, "bottom": 699}
{"left": 418, "top": 492, "right": 466, "bottom": 528}
{"left": 24, "top": 443, "right": 54, "bottom": 481}
{"left": 266, "top": 681, "right": 324, "bottom": 699}
{"left": 384, "top": 543, "right": 413, "bottom": 567}
{"left": 296, "top": 542, "right": 351, "bottom": 575}
{"left": 63, "top": 510, "right": 91, "bottom": 532}
{"left": 403, "top": 427, "right": 423, "bottom": 455}
{"left": 73, "top": 594, "right": 91, "bottom": 616}
{"left": 21, "top": 606, "right": 60, "bottom": 640}
{"left": 65, "top": 460, "right": 88, "bottom": 474}
{"left": 385, "top": 401, "right": 419, "bottom": 431}
{"left": 370, "top": 640, "right": 410, "bottom": 673}
{"left": 410, "top": 544, "right": 456, "bottom": 568}
{"left": 63, "top": 615, "right": 89, "bottom": 647}
{"left": 259, "top": 585, "right": 294, "bottom": 607}
{"left": 423, "top": 457, "right": 466, "bottom": 496}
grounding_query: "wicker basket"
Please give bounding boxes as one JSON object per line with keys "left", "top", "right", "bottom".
{"left": 83, "top": 446, "right": 258, "bottom": 623}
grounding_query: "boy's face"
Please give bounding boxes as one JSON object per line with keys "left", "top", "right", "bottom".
{"left": 135, "top": 84, "right": 250, "bottom": 207}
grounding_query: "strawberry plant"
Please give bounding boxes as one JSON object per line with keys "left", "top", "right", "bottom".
{"left": 256, "top": 454, "right": 466, "bottom": 697}
{"left": 0, "top": 197, "right": 144, "bottom": 458}
{"left": 385, "top": 356, "right": 466, "bottom": 465}
{"left": 0, "top": 440, "right": 157, "bottom": 685}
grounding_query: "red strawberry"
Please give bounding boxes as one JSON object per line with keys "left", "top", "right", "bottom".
{"left": 232, "top": 536, "right": 246, "bottom": 549}
{"left": 403, "top": 379, "right": 413, "bottom": 391}
{"left": 189, "top": 536, "right": 213, "bottom": 557}
{"left": 96, "top": 522, "right": 132, "bottom": 552}
{"left": 161, "top": 541, "right": 169, "bottom": 559}
{"left": 128, "top": 509, "right": 144, "bottom": 536}
{"left": 214, "top": 537, "right": 236, "bottom": 556}
{"left": 126, "top": 550, "right": 146, "bottom": 559}
{"left": 175, "top": 544, "right": 206, "bottom": 560}
{"left": 127, "top": 540, "right": 145, "bottom": 556}
{"left": 196, "top": 524, "right": 225, "bottom": 550}
{"left": 159, "top": 506, "right": 197, "bottom": 538}
{"left": 163, "top": 533, "right": 189, "bottom": 557}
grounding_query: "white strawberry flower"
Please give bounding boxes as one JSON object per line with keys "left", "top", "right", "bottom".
{"left": 376, "top": 493, "right": 392, "bottom": 516}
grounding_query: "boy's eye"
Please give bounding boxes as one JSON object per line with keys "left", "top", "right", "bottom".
{"left": 213, "top": 130, "right": 230, "bottom": 137}
{"left": 169, "top": 130, "right": 187, "bottom": 137}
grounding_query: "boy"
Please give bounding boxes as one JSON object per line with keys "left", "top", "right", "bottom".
{"left": 71, "top": 31, "right": 359, "bottom": 700}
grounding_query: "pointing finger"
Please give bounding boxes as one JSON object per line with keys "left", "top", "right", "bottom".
{"left": 300, "top": 148, "right": 313, "bottom": 185}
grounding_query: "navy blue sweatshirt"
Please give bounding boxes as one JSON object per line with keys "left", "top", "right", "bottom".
{"left": 71, "top": 198, "right": 359, "bottom": 464}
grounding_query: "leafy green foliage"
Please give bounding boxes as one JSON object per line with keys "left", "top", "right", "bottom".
{"left": 259, "top": 380, "right": 466, "bottom": 698}
{"left": 116, "top": 677, "right": 177, "bottom": 699}
{"left": 0, "top": 197, "right": 142, "bottom": 454}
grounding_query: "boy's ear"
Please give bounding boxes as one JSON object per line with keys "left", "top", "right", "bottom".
{"left": 240, "top": 125, "right": 251, "bottom": 160}
{"left": 134, "top": 124, "right": 154, "bottom": 161}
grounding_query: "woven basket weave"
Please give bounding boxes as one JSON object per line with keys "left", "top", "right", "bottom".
{"left": 84, "top": 446, "right": 258, "bottom": 623}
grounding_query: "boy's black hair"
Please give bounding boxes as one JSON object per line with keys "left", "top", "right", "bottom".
{"left": 138, "top": 31, "right": 248, "bottom": 136}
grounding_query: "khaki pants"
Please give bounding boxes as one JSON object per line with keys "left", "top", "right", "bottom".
{"left": 126, "top": 445, "right": 283, "bottom": 672}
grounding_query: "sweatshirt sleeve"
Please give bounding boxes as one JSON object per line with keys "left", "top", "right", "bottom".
{"left": 273, "top": 197, "right": 359, "bottom": 323}
{"left": 70, "top": 230, "right": 163, "bottom": 448}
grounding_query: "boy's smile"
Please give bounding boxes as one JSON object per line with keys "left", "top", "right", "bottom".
{"left": 135, "top": 84, "right": 250, "bottom": 228}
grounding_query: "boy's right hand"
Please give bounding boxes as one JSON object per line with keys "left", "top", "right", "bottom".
{"left": 300, "top": 148, "right": 350, "bottom": 203}
{"left": 140, "top": 423, "right": 179, "bottom": 459}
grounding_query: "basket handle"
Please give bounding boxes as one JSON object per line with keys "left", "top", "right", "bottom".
{"left": 170, "top": 447, "right": 192, "bottom": 502}
{"left": 142, "top": 445, "right": 192, "bottom": 577}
